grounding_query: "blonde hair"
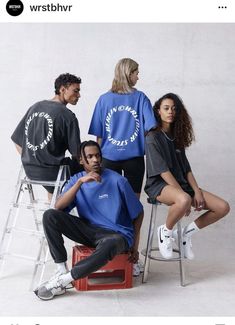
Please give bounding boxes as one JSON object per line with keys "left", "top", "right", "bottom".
{"left": 111, "top": 58, "right": 139, "bottom": 94}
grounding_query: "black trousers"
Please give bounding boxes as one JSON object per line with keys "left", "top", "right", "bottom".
{"left": 43, "top": 209, "right": 129, "bottom": 280}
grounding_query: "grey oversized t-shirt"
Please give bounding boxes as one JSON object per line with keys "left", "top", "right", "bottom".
{"left": 11, "top": 100, "right": 81, "bottom": 180}
{"left": 144, "top": 130, "right": 194, "bottom": 199}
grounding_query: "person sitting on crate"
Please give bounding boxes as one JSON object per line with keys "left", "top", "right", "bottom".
{"left": 34, "top": 140, "right": 144, "bottom": 300}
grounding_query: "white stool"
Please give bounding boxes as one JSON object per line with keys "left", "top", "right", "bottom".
{"left": 0, "top": 165, "right": 69, "bottom": 290}
{"left": 142, "top": 198, "right": 186, "bottom": 286}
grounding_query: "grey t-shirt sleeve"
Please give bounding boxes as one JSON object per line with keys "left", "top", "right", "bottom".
{"left": 145, "top": 137, "right": 169, "bottom": 178}
{"left": 66, "top": 117, "right": 81, "bottom": 157}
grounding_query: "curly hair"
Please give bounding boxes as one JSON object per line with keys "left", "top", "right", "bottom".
{"left": 153, "top": 93, "right": 195, "bottom": 149}
{"left": 54, "top": 73, "right": 81, "bottom": 95}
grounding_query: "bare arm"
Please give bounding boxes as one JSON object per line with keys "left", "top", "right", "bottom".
{"left": 132, "top": 211, "right": 144, "bottom": 251}
{"left": 187, "top": 171, "right": 205, "bottom": 210}
{"left": 14, "top": 143, "right": 22, "bottom": 155}
{"left": 55, "top": 172, "right": 101, "bottom": 210}
{"left": 97, "top": 137, "right": 102, "bottom": 146}
{"left": 128, "top": 211, "right": 144, "bottom": 263}
{"left": 55, "top": 179, "right": 83, "bottom": 210}
{"left": 186, "top": 171, "right": 200, "bottom": 192}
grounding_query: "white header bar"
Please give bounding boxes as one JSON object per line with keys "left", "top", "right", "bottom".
{"left": 0, "top": 0, "right": 234, "bottom": 23}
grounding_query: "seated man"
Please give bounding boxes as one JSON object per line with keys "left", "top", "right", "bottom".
{"left": 11, "top": 73, "right": 82, "bottom": 199}
{"left": 34, "top": 140, "right": 144, "bottom": 300}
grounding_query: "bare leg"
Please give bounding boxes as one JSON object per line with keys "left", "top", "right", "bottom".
{"left": 193, "top": 190, "right": 230, "bottom": 229}
{"left": 156, "top": 185, "right": 192, "bottom": 229}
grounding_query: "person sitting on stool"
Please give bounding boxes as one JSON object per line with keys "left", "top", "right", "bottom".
{"left": 144, "top": 93, "right": 230, "bottom": 260}
{"left": 11, "top": 73, "right": 82, "bottom": 200}
{"left": 34, "top": 140, "right": 143, "bottom": 300}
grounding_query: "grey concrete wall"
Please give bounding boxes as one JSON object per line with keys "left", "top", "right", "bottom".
{"left": 0, "top": 23, "right": 234, "bottom": 221}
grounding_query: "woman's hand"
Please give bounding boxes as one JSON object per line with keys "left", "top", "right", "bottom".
{"left": 193, "top": 188, "right": 205, "bottom": 211}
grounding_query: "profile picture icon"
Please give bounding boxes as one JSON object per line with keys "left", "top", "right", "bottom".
{"left": 6, "top": 0, "right": 24, "bottom": 16}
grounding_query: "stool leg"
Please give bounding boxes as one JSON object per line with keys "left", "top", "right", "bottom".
{"left": 50, "top": 165, "right": 64, "bottom": 208}
{"left": 30, "top": 238, "right": 49, "bottom": 291}
{"left": 177, "top": 221, "right": 186, "bottom": 286}
{"left": 142, "top": 204, "right": 157, "bottom": 283}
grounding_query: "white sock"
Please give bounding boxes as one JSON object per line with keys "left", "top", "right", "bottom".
{"left": 56, "top": 262, "right": 69, "bottom": 274}
{"left": 184, "top": 221, "right": 200, "bottom": 237}
{"left": 163, "top": 224, "right": 173, "bottom": 237}
{"left": 60, "top": 272, "right": 74, "bottom": 287}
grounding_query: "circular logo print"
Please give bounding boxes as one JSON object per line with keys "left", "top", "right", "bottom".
{"left": 6, "top": 0, "right": 24, "bottom": 16}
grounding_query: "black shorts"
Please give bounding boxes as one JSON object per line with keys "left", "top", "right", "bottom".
{"left": 102, "top": 156, "right": 145, "bottom": 194}
{"left": 43, "top": 185, "right": 55, "bottom": 194}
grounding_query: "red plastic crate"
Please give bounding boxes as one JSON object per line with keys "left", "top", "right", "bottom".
{"left": 72, "top": 245, "right": 133, "bottom": 291}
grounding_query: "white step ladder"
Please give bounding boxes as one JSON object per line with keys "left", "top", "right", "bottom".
{"left": 0, "top": 165, "right": 69, "bottom": 290}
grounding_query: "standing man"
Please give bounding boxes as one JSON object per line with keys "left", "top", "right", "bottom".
{"left": 34, "top": 140, "right": 144, "bottom": 300}
{"left": 11, "top": 73, "right": 82, "bottom": 198}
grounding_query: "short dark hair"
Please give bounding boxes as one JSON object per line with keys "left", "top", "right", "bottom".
{"left": 54, "top": 73, "right": 81, "bottom": 95}
{"left": 80, "top": 140, "right": 102, "bottom": 164}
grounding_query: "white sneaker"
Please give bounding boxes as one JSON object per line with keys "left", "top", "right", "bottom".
{"left": 173, "top": 228, "right": 195, "bottom": 260}
{"left": 34, "top": 274, "right": 67, "bottom": 301}
{"left": 157, "top": 225, "right": 174, "bottom": 259}
{"left": 133, "top": 260, "right": 144, "bottom": 277}
{"left": 49, "top": 270, "right": 73, "bottom": 289}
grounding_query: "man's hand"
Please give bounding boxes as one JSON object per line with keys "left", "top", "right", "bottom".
{"left": 128, "top": 247, "right": 139, "bottom": 263}
{"left": 79, "top": 172, "right": 101, "bottom": 184}
{"left": 55, "top": 171, "right": 101, "bottom": 210}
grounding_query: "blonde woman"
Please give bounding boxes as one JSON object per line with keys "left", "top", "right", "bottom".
{"left": 89, "top": 58, "right": 157, "bottom": 276}
{"left": 89, "top": 58, "right": 157, "bottom": 198}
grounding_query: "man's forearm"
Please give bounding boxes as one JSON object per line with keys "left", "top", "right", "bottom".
{"left": 132, "top": 211, "right": 144, "bottom": 250}
{"left": 55, "top": 172, "right": 102, "bottom": 210}
{"left": 55, "top": 179, "right": 83, "bottom": 210}
{"left": 14, "top": 143, "right": 22, "bottom": 155}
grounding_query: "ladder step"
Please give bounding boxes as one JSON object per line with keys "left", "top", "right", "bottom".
{"left": 0, "top": 164, "right": 69, "bottom": 290}
{"left": 6, "top": 227, "right": 44, "bottom": 237}
{"left": 12, "top": 202, "right": 50, "bottom": 210}
{"left": 21, "top": 179, "right": 65, "bottom": 187}
{"left": 0, "top": 252, "right": 47, "bottom": 264}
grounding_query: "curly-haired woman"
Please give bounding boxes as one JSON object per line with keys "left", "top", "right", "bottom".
{"left": 145, "top": 93, "right": 230, "bottom": 259}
